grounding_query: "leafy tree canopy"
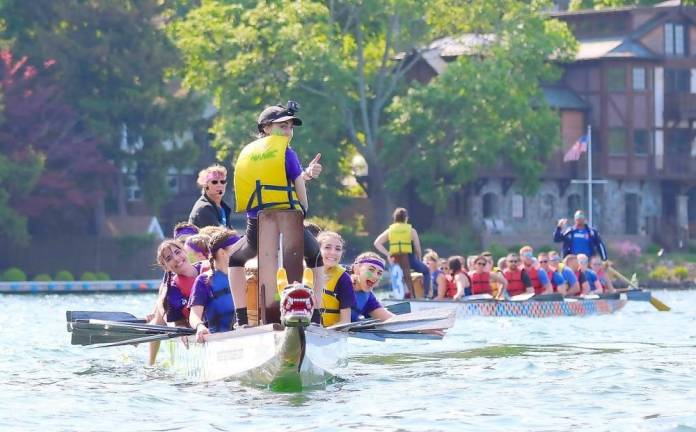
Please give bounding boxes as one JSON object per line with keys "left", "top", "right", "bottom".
{"left": 170, "top": 0, "right": 576, "bottom": 230}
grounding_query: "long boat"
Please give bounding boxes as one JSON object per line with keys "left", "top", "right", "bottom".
{"left": 380, "top": 291, "right": 659, "bottom": 318}
{"left": 160, "top": 323, "right": 347, "bottom": 389}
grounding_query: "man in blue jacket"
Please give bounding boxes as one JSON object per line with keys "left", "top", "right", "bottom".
{"left": 553, "top": 210, "right": 608, "bottom": 261}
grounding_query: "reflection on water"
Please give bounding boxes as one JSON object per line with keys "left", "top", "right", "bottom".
{"left": 0, "top": 291, "right": 695, "bottom": 431}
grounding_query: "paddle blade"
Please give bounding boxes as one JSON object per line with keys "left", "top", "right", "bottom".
{"left": 302, "top": 268, "right": 314, "bottom": 289}
{"left": 66, "top": 311, "right": 140, "bottom": 323}
{"left": 649, "top": 295, "right": 671, "bottom": 312}
{"left": 385, "top": 301, "right": 411, "bottom": 315}
{"left": 277, "top": 268, "right": 288, "bottom": 295}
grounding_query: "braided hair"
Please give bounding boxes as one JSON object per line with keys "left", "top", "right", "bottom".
{"left": 206, "top": 228, "right": 239, "bottom": 274}
{"left": 155, "top": 239, "right": 185, "bottom": 316}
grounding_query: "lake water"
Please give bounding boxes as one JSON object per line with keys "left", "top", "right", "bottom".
{"left": 1, "top": 290, "right": 695, "bottom": 432}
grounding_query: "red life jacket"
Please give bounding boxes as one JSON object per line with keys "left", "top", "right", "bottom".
{"left": 526, "top": 266, "right": 543, "bottom": 295}
{"left": 445, "top": 273, "right": 457, "bottom": 298}
{"left": 470, "top": 271, "right": 492, "bottom": 295}
{"left": 504, "top": 268, "right": 526, "bottom": 296}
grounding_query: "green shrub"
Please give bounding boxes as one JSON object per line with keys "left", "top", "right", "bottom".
{"left": 673, "top": 266, "right": 689, "bottom": 281}
{"left": 1, "top": 267, "right": 27, "bottom": 281}
{"left": 537, "top": 245, "right": 556, "bottom": 254}
{"left": 54, "top": 270, "right": 74, "bottom": 281}
{"left": 32, "top": 273, "right": 52, "bottom": 282}
{"left": 80, "top": 272, "right": 98, "bottom": 281}
{"left": 487, "top": 244, "right": 509, "bottom": 261}
{"left": 507, "top": 244, "right": 525, "bottom": 254}
{"left": 648, "top": 265, "right": 670, "bottom": 281}
{"left": 95, "top": 272, "right": 111, "bottom": 281}
{"left": 646, "top": 243, "right": 662, "bottom": 255}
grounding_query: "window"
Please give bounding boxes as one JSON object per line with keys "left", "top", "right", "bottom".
{"left": 125, "top": 174, "right": 142, "bottom": 202}
{"left": 482, "top": 193, "right": 498, "bottom": 219}
{"left": 632, "top": 67, "right": 646, "bottom": 91}
{"left": 667, "top": 129, "right": 691, "bottom": 155}
{"left": 634, "top": 129, "right": 650, "bottom": 155}
{"left": 665, "top": 23, "right": 686, "bottom": 56}
{"left": 608, "top": 128, "right": 627, "bottom": 155}
{"left": 607, "top": 67, "right": 626, "bottom": 92}
{"left": 541, "top": 194, "right": 555, "bottom": 220}
{"left": 665, "top": 69, "right": 690, "bottom": 92}
{"left": 512, "top": 194, "right": 524, "bottom": 219}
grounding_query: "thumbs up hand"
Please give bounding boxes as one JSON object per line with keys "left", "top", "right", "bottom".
{"left": 305, "top": 153, "right": 322, "bottom": 180}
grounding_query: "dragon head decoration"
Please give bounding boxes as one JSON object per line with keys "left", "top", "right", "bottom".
{"left": 277, "top": 268, "right": 315, "bottom": 327}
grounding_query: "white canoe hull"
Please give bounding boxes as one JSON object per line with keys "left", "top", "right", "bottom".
{"left": 162, "top": 324, "right": 348, "bottom": 389}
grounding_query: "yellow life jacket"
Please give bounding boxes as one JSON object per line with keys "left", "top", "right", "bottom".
{"left": 490, "top": 267, "right": 502, "bottom": 298}
{"left": 321, "top": 265, "right": 347, "bottom": 327}
{"left": 388, "top": 222, "right": 413, "bottom": 254}
{"left": 233, "top": 135, "right": 300, "bottom": 213}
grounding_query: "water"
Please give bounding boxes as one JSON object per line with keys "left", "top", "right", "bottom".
{"left": 1, "top": 291, "right": 695, "bottom": 432}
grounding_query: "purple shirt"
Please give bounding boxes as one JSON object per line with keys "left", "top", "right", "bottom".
{"left": 247, "top": 147, "right": 303, "bottom": 218}
{"left": 351, "top": 290, "right": 382, "bottom": 322}
{"left": 335, "top": 272, "right": 356, "bottom": 309}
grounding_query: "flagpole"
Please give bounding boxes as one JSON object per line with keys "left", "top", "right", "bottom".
{"left": 587, "top": 125, "right": 593, "bottom": 227}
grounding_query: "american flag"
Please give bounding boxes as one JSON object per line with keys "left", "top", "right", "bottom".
{"left": 563, "top": 134, "right": 588, "bottom": 162}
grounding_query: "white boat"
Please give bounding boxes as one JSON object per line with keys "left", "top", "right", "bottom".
{"left": 161, "top": 323, "right": 347, "bottom": 389}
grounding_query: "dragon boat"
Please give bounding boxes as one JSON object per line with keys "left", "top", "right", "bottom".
{"left": 382, "top": 291, "right": 659, "bottom": 319}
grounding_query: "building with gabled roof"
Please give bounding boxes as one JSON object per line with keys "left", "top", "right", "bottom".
{"left": 403, "top": 0, "right": 696, "bottom": 249}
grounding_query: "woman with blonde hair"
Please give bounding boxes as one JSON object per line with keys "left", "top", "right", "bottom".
{"left": 316, "top": 231, "right": 355, "bottom": 326}
{"left": 188, "top": 164, "right": 233, "bottom": 229}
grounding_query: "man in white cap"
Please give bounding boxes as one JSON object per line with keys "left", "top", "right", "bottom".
{"left": 553, "top": 210, "right": 608, "bottom": 260}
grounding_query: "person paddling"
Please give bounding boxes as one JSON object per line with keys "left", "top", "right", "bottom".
{"left": 350, "top": 253, "right": 394, "bottom": 322}
{"left": 189, "top": 229, "right": 240, "bottom": 342}
{"left": 469, "top": 254, "right": 507, "bottom": 297}
{"left": 317, "top": 231, "right": 356, "bottom": 326}
{"left": 502, "top": 253, "right": 533, "bottom": 297}
{"left": 520, "top": 245, "right": 552, "bottom": 295}
{"left": 441, "top": 256, "right": 471, "bottom": 300}
{"left": 228, "top": 101, "right": 324, "bottom": 325}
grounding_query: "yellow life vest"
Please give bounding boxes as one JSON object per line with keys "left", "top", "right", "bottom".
{"left": 490, "top": 267, "right": 502, "bottom": 298}
{"left": 233, "top": 135, "right": 300, "bottom": 213}
{"left": 321, "top": 265, "right": 347, "bottom": 327}
{"left": 388, "top": 222, "right": 413, "bottom": 254}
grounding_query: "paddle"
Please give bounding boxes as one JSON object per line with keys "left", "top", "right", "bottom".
{"left": 385, "top": 301, "right": 411, "bottom": 315}
{"left": 329, "top": 308, "right": 455, "bottom": 333}
{"left": 90, "top": 332, "right": 187, "bottom": 349}
{"left": 607, "top": 266, "right": 670, "bottom": 311}
{"left": 68, "top": 320, "right": 194, "bottom": 346}
{"left": 66, "top": 310, "right": 142, "bottom": 323}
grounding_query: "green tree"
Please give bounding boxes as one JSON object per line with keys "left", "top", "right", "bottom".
{"left": 386, "top": 2, "right": 577, "bottom": 210}
{"left": 2, "top": 0, "right": 203, "bottom": 217}
{"left": 170, "top": 0, "right": 576, "bottom": 233}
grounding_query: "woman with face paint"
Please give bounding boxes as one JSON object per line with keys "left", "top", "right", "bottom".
{"left": 350, "top": 252, "right": 394, "bottom": 322}
{"left": 317, "top": 231, "right": 356, "bottom": 326}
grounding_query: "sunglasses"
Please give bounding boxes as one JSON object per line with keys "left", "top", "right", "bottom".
{"left": 476, "top": 262, "right": 486, "bottom": 266}
{"left": 508, "top": 260, "right": 519, "bottom": 264}
{"left": 539, "top": 260, "right": 548, "bottom": 264}
{"left": 210, "top": 180, "right": 226, "bottom": 185}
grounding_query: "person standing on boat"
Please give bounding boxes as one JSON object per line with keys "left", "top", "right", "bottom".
{"left": 350, "top": 252, "right": 394, "bottom": 322}
{"left": 189, "top": 164, "right": 234, "bottom": 229}
{"left": 373, "top": 208, "right": 431, "bottom": 298}
{"left": 554, "top": 210, "right": 608, "bottom": 261}
{"left": 538, "top": 252, "right": 567, "bottom": 295}
{"left": 189, "top": 229, "right": 241, "bottom": 342}
{"left": 520, "top": 245, "right": 552, "bottom": 295}
{"left": 503, "top": 253, "right": 533, "bottom": 297}
{"left": 316, "top": 231, "right": 356, "bottom": 326}
{"left": 228, "top": 101, "right": 324, "bottom": 326}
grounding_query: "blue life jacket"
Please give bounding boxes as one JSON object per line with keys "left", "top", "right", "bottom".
{"left": 203, "top": 270, "right": 236, "bottom": 332}
{"left": 351, "top": 291, "right": 371, "bottom": 322}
